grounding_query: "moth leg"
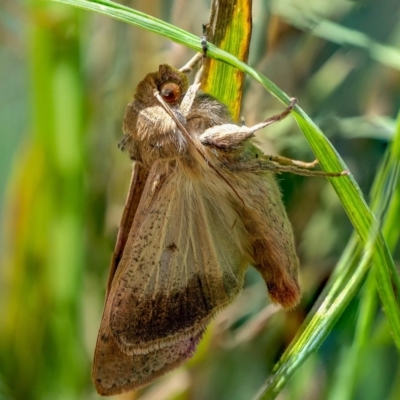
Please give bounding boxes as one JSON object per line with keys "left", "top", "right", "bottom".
{"left": 266, "top": 155, "right": 319, "bottom": 169}
{"left": 200, "top": 124, "right": 257, "bottom": 149}
{"left": 227, "top": 159, "right": 348, "bottom": 177}
{"left": 179, "top": 24, "right": 209, "bottom": 74}
{"left": 179, "top": 53, "right": 203, "bottom": 74}
{"left": 200, "top": 23, "right": 209, "bottom": 62}
{"left": 261, "top": 98, "right": 297, "bottom": 125}
{"left": 194, "top": 24, "right": 209, "bottom": 85}
{"left": 180, "top": 27, "right": 209, "bottom": 114}
{"left": 200, "top": 99, "right": 297, "bottom": 150}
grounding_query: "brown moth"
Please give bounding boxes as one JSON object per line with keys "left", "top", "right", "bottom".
{"left": 92, "top": 56, "right": 345, "bottom": 396}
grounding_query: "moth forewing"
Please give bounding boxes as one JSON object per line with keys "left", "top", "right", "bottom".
{"left": 93, "top": 288, "right": 204, "bottom": 395}
{"left": 93, "top": 161, "right": 252, "bottom": 395}
{"left": 106, "top": 162, "right": 149, "bottom": 294}
{"left": 106, "top": 162, "right": 251, "bottom": 355}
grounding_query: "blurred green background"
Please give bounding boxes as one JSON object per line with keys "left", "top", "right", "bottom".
{"left": 1, "top": 1, "right": 400, "bottom": 399}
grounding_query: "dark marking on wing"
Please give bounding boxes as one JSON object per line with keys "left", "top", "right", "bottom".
{"left": 166, "top": 243, "right": 177, "bottom": 252}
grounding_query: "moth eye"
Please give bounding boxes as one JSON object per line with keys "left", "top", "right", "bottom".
{"left": 159, "top": 81, "right": 181, "bottom": 103}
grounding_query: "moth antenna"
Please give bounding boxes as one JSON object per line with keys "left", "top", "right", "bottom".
{"left": 194, "top": 65, "right": 204, "bottom": 85}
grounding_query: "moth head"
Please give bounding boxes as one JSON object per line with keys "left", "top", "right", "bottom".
{"left": 134, "top": 64, "right": 188, "bottom": 107}
{"left": 159, "top": 81, "right": 182, "bottom": 104}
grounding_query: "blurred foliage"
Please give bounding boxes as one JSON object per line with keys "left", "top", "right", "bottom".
{"left": 1, "top": 1, "right": 400, "bottom": 400}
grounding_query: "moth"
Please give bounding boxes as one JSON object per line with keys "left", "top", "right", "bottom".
{"left": 92, "top": 53, "right": 345, "bottom": 396}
